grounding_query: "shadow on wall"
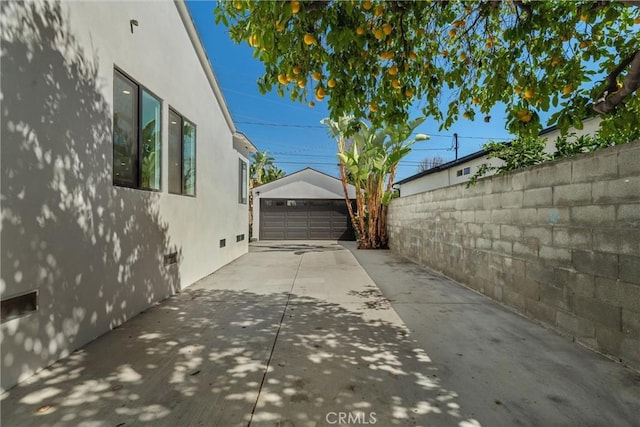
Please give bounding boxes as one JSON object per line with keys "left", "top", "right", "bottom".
{"left": 1, "top": 1, "right": 180, "bottom": 391}
{"left": 0, "top": 288, "right": 480, "bottom": 427}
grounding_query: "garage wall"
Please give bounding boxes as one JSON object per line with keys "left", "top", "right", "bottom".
{"left": 252, "top": 169, "right": 355, "bottom": 240}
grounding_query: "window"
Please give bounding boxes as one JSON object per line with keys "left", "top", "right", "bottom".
{"left": 169, "top": 109, "right": 196, "bottom": 196}
{"left": 113, "top": 69, "right": 161, "bottom": 190}
{"left": 456, "top": 167, "right": 471, "bottom": 177}
{"left": 239, "top": 159, "right": 247, "bottom": 204}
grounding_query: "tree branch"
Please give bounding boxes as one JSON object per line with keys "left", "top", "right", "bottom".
{"left": 593, "top": 50, "right": 640, "bottom": 114}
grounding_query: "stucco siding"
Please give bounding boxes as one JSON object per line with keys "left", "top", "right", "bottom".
{"left": 1, "top": 0, "right": 249, "bottom": 391}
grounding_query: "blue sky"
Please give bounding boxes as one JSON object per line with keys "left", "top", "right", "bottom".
{"left": 187, "top": 1, "right": 520, "bottom": 180}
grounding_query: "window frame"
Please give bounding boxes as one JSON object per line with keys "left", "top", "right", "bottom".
{"left": 168, "top": 107, "right": 197, "bottom": 197}
{"left": 112, "top": 67, "right": 163, "bottom": 191}
{"left": 239, "top": 159, "right": 248, "bottom": 204}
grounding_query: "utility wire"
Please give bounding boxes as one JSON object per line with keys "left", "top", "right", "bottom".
{"left": 237, "top": 120, "right": 509, "bottom": 140}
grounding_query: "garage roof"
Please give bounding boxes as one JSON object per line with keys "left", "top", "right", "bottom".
{"left": 253, "top": 168, "right": 356, "bottom": 199}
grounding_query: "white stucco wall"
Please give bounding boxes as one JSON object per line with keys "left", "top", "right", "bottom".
{"left": 251, "top": 169, "right": 356, "bottom": 240}
{"left": 399, "top": 117, "right": 602, "bottom": 197}
{"left": 1, "top": 1, "right": 249, "bottom": 391}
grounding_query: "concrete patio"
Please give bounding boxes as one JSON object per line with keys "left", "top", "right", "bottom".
{"left": 1, "top": 241, "right": 638, "bottom": 426}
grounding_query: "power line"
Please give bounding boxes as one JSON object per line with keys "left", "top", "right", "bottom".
{"left": 237, "top": 120, "right": 509, "bottom": 140}
{"left": 237, "top": 120, "right": 326, "bottom": 129}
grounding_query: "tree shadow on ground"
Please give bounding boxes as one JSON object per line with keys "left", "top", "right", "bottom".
{"left": 250, "top": 242, "right": 344, "bottom": 255}
{"left": 1, "top": 0, "right": 180, "bottom": 391}
{"left": 0, "top": 285, "right": 481, "bottom": 427}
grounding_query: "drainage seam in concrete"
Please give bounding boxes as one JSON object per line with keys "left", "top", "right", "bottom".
{"left": 247, "top": 256, "right": 303, "bottom": 427}
{"left": 390, "top": 302, "right": 481, "bottom": 305}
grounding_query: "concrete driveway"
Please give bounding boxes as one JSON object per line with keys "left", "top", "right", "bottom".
{"left": 1, "top": 241, "right": 638, "bottom": 427}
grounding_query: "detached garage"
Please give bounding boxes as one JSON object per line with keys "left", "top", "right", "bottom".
{"left": 252, "top": 168, "right": 356, "bottom": 241}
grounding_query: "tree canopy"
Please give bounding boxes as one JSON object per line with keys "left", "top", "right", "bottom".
{"left": 215, "top": 1, "right": 640, "bottom": 138}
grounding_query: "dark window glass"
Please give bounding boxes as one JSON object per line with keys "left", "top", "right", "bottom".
{"left": 239, "top": 160, "right": 247, "bottom": 204}
{"left": 168, "top": 110, "right": 182, "bottom": 194}
{"left": 113, "top": 72, "right": 138, "bottom": 187}
{"left": 183, "top": 120, "right": 196, "bottom": 196}
{"left": 168, "top": 109, "right": 196, "bottom": 196}
{"left": 456, "top": 169, "right": 463, "bottom": 177}
{"left": 141, "top": 90, "right": 161, "bottom": 190}
{"left": 113, "top": 70, "right": 161, "bottom": 190}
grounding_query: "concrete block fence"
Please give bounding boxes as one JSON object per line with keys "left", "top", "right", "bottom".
{"left": 388, "top": 141, "right": 640, "bottom": 370}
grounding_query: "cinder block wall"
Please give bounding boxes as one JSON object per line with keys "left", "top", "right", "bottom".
{"left": 388, "top": 141, "right": 640, "bottom": 369}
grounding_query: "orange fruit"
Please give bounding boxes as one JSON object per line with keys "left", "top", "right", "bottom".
{"left": 523, "top": 88, "right": 534, "bottom": 100}
{"left": 304, "top": 33, "right": 317, "bottom": 45}
{"left": 291, "top": 0, "right": 300, "bottom": 14}
{"left": 363, "top": 1, "right": 372, "bottom": 10}
{"left": 579, "top": 40, "right": 592, "bottom": 49}
{"left": 327, "top": 79, "right": 336, "bottom": 88}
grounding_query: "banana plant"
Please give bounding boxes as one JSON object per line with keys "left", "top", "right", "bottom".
{"left": 323, "top": 116, "right": 428, "bottom": 249}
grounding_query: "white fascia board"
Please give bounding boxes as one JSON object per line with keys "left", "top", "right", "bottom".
{"left": 174, "top": 0, "right": 236, "bottom": 133}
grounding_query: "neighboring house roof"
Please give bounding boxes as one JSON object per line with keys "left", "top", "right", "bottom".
{"left": 175, "top": 1, "right": 256, "bottom": 151}
{"left": 395, "top": 149, "right": 489, "bottom": 185}
{"left": 253, "top": 167, "right": 356, "bottom": 199}
{"left": 396, "top": 118, "right": 598, "bottom": 186}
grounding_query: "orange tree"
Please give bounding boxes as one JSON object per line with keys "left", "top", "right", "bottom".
{"left": 216, "top": 1, "right": 639, "bottom": 138}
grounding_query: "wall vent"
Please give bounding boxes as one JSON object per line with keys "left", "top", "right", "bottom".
{"left": 164, "top": 252, "right": 178, "bottom": 266}
{"left": 1, "top": 291, "right": 38, "bottom": 323}
{"left": 236, "top": 234, "right": 245, "bottom": 242}
{"left": 220, "top": 239, "right": 226, "bottom": 248}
